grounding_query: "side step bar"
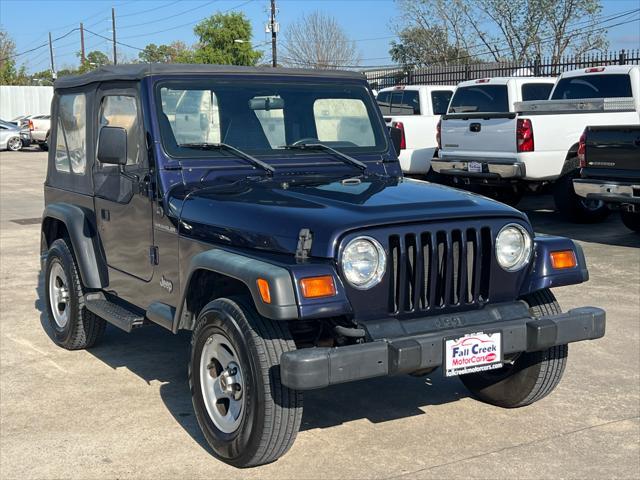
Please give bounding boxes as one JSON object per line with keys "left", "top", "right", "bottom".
{"left": 85, "top": 293, "right": 145, "bottom": 333}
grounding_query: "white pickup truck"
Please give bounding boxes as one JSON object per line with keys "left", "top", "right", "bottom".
{"left": 377, "top": 85, "right": 455, "bottom": 176}
{"left": 433, "top": 66, "right": 640, "bottom": 221}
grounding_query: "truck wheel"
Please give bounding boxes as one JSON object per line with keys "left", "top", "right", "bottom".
{"left": 39, "top": 134, "right": 49, "bottom": 151}
{"left": 621, "top": 210, "right": 640, "bottom": 233}
{"left": 44, "top": 239, "right": 106, "bottom": 350}
{"left": 487, "top": 187, "right": 523, "bottom": 207}
{"left": 189, "top": 296, "right": 303, "bottom": 468}
{"left": 553, "top": 172, "right": 610, "bottom": 223}
{"left": 460, "top": 289, "right": 568, "bottom": 408}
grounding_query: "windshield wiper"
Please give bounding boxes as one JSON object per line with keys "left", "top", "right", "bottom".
{"left": 284, "top": 142, "right": 367, "bottom": 172}
{"left": 179, "top": 142, "right": 275, "bottom": 176}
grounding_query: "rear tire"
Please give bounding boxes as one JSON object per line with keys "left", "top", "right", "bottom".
{"left": 44, "top": 239, "right": 106, "bottom": 350}
{"left": 486, "top": 187, "right": 523, "bottom": 207}
{"left": 189, "top": 296, "right": 303, "bottom": 468}
{"left": 460, "top": 289, "right": 568, "bottom": 408}
{"left": 621, "top": 210, "right": 640, "bottom": 233}
{"left": 39, "top": 135, "right": 49, "bottom": 151}
{"left": 554, "top": 172, "right": 610, "bottom": 223}
{"left": 7, "top": 136, "right": 22, "bottom": 151}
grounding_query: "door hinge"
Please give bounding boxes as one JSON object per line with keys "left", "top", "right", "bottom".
{"left": 295, "top": 228, "right": 313, "bottom": 261}
{"left": 149, "top": 245, "right": 159, "bottom": 266}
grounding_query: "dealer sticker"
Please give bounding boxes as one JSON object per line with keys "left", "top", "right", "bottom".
{"left": 445, "top": 332, "right": 502, "bottom": 377}
{"left": 468, "top": 161, "right": 482, "bottom": 173}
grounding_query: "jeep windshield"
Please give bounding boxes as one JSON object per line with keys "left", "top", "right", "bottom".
{"left": 155, "top": 79, "right": 387, "bottom": 161}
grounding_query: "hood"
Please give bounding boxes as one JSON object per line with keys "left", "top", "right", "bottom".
{"left": 171, "top": 175, "right": 526, "bottom": 258}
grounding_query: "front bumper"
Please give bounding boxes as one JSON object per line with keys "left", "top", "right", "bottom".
{"left": 280, "top": 302, "right": 605, "bottom": 390}
{"left": 573, "top": 179, "right": 640, "bottom": 206}
{"left": 432, "top": 159, "right": 525, "bottom": 179}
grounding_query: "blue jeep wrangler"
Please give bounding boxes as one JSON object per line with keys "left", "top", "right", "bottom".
{"left": 41, "top": 64, "right": 605, "bottom": 467}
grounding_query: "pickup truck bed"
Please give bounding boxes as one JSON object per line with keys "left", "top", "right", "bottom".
{"left": 573, "top": 125, "right": 640, "bottom": 232}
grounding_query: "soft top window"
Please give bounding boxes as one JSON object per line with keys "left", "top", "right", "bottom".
{"left": 55, "top": 93, "right": 87, "bottom": 175}
{"left": 156, "top": 79, "right": 387, "bottom": 159}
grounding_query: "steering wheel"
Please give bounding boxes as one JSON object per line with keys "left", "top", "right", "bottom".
{"left": 291, "top": 137, "right": 319, "bottom": 146}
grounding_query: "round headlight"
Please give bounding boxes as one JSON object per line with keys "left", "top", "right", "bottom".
{"left": 341, "top": 236, "right": 386, "bottom": 289}
{"left": 495, "top": 224, "right": 532, "bottom": 272}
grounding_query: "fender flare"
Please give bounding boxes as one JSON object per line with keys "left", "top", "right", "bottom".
{"left": 173, "top": 249, "right": 299, "bottom": 332}
{"left": 520, "top": 235, "right": 589, "bottom": 295}
{"left": 41, "top": 203, "right": 108, "bottom": 289}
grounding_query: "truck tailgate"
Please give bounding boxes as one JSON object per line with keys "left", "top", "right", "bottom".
{"left": 586, "top": 125, "right": 640, "bottom": 171}
{"left": 440, "top": 113, "right": 517, "bottom": 157}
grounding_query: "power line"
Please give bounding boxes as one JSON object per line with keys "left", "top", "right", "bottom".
{"left": 83, "top": 28, "right": 145, "bottom": 52}
{"left": 120, "top": 0, "right": 254, "bottom": 40}
{"left": 117, "top": 0, "right": 217, "bottom": 30}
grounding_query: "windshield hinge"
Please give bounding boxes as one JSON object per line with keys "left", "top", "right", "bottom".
{"left": 295, "top": 228, "right": 313, "bottom": 261}
{"left": 149, "top": 245, "right": 159, "bottom": 266}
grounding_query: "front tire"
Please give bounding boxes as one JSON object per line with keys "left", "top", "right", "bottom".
{"left": 460, "top": 289, "right": 568, "bottom": 408}
{"left": 554, "top": 172, "right": 610, "bottom": 223}
{"left": 620, "top": 210, "right": 640, "bottom": 233}
{"left": 189, "top": 297, "right": 303, "bottom": 468}
{"left": 44, "top": 239, "right": 106, "bottom": 349}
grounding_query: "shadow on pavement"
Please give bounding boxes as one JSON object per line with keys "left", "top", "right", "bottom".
{"left": 519, "top": 194, "right": 640, "bottom": 248}
{"left": 35, "top": 270, "right": 468, "bottom": 451}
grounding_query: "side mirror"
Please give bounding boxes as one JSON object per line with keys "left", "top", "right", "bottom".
{"left": 389, "top": 126, "right": 403, "bottom": 155}
{"left": 97, "top": 126, "right": 127, "bottom": 165}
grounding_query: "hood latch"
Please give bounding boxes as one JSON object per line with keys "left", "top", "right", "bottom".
{"left": 295, "top": 228, "right": 313, "bottom": 261}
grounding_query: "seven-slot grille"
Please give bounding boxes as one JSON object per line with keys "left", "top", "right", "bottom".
{"left": 388, "top": 227, "right": 492, "bottom": 314}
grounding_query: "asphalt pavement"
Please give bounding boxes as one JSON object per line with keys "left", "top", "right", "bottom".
{"left": 1, "top": 149, "right": 638, "bottom": 479}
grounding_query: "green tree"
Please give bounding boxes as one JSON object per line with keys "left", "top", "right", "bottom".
{"left": 139, "top": 41, "right": 190, "bottom": 63}
{"left": 390, "top": 26, "right": 472, "bottom": 67}
{"left": 189, "top": 12, "right": 262, "bottom": 65}
{"left": 77, "top": 50, "right": 110, "bottom": 73}
{"left": 0, "top": 29, "right": 28, "bottom": 85}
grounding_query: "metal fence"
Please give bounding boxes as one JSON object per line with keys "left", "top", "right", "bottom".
{"left": 364, "top": 49, "right": 640, "bottom": 88}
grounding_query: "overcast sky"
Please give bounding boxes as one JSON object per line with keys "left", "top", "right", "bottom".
{"left": 1, "top": 0, "right": 638, "bottom": 73}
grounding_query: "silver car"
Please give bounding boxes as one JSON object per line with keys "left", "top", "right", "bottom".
{"left": 0, "top": 119, "right": 30, "bottom": 151}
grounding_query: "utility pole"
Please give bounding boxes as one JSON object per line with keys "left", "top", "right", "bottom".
{"left": 48, "top": 32, "right": 56, "bottom": 80}
{"left": 269, "top": 0, "right": 278, "bottom": 67}
{"left": 111, "top": 7, "right": 117, "bottom": 65}
{"left": 80, "top": 23, "right": 86, "bottom": 64}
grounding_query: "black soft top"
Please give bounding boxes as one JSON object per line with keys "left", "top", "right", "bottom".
{"left": 54, "top": 63, "right": 366, "bottom": 89}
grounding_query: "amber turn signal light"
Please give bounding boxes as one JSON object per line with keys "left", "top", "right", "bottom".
{"left": 300, "top": 276, "right": 337, "bottom": 299}
{"left": 550, "top": 250, "right": 577, "bottom": 269}
{"left": 256, "top": 278, "right": 271, "bottom": 304}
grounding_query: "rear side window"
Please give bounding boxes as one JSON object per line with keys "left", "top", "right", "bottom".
{"left": 431, "top": 90, "right": 453, "bottom": 115}
{"left": 448, "top": 85, "right": 509, "bottom": 113}
{"left": 521, "top": 83, "right": 553, "bottom": 101}
{"left": 376, "top": 91, "right": 391, "bottom": 114}
{"left": 551, "top": 74, "right": 632, "bottom": 99}
{"left": 376, "top": 90, "right": 420, "bottom": 115}
{"left": 55, "top": 93, "right": 86, "bottom": 174}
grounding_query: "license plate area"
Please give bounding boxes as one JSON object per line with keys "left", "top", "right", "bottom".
{"left": 468, "top": 161, "right": 483, "bottom": 173}
{"left": 444, "top": 331, "right": 502, "bottom": 377}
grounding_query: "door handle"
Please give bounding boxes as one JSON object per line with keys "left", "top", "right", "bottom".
{"left": 101, "top": 209, "right": 110, "bottom": 221}
{"left": 469, "top": 123, "right": 481, "bottom": 132}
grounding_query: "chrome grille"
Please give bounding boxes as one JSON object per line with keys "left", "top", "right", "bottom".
{"left": 388, "top": 227, "right": 492, "bottom": 314}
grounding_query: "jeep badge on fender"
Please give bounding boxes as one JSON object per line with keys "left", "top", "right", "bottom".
{"left": 41, "top": 64, "right": 606, "bottom": 468}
